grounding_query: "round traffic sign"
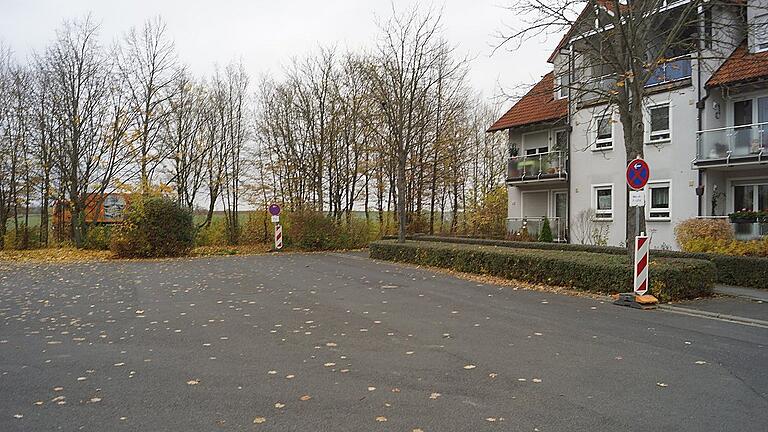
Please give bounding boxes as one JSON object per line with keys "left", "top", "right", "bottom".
{"left": 268, "top": 203, "right": 281, "bottom": 216}
{"left": 626, "top": 158, "right": 650, "bottom": 190}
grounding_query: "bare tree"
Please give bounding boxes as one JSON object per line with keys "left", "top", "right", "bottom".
{"left": 118, "top": 16, "right": 178, "bottom": 193}
{"left": 369, "top": 6, "right": 450, "bottom": 242}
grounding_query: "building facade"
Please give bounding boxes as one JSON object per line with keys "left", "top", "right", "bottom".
{"left": 490, "top": 0, "right": 768, "bottom": 249}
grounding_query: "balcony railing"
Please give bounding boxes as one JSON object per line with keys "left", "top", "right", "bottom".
{"left": 645, "top": 55, "right": 692, "bottom": 87}
{"left": 507, "top": 150, "right": 568, "bottom": 183}
{"left": 696, "top": 122, "right": 768, "bottom": 164}
{"left": 507, "top": 217, "right": 567, "bottom": 242}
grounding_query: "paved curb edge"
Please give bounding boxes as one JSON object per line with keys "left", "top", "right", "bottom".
{"left": 658, "top": 304, "right": 768, "bottom": 328}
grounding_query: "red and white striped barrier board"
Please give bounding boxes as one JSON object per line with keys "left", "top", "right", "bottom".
{"left": 274, "top": 224, "right": 283, "bottom": 250}
{"left": 634, "top": 234, "right": 649, "bottom": 295}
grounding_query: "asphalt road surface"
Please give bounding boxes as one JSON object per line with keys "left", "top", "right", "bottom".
{"left": 1, "top": 252, "right": 767, "bottom": 431}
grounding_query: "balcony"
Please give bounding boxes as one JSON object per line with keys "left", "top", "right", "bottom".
{"left": 507, "top": 217, "right": 567, "bottom": 242}
{"left": 576, "top": 55, "right": 692, "bottom": 105}
{"left": 645, "top": 55, "right": 692, "bottom": 87}
{"left": 506, "top": 150, "right": 568, "bottom": 184}
{"left": 695, "top": 122, "right": 768, "bottom": 167}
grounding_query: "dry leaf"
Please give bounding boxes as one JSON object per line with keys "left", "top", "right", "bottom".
{"left": 253, "top": 416, "right": 266, "bottom": 424}
{"left": 299, "top": 395, "right": 312, "bottom": 401}
{"left": 375, "top": 416, "right": 387, "bottom": 422}
{"left": 187, "top": 379, "right": 200, "bottom": 385}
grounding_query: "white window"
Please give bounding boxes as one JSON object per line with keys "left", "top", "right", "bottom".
{"left": 593, "top": 184, "right": 614, "bottom": 219}
{"left": 753, "top": 14, "right": 768, "bottom": 53}
{"left": 556, "top": 74, "right": 570, "bottom": 99}
{"left": 525, "top": 147, "right": 549, "bottom": 156}
{"left": 648, "top": 103, "right": 671, "bottom": 143}
{"left": 648, "top": 182, "right": 671, "bottom": 220}
{"left": 594, "top": 115, "right": 613, "bottom": 149}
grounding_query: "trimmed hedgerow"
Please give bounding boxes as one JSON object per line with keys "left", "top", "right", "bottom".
{"left": 370, "top": 240, "right": 715, "bottom": 302}
{"left": 404, "top": 235, "right": 768, "bottom": 290}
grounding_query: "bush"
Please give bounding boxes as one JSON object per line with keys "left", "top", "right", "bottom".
{"left": 466, "top": 186, "right": 508, "bottom": 238}
{"left": 370, "top": 240, "right": 715, "bottom": 302}
{"left": 84, "top": 225, "right": 112, "bottom": 250}
{"left": 194, "top": 218, "right": 229, "bottom": 247}
{"left": 110, "top": 195, "right": 194, "bottom": 258}
{"left": 538, "top": 217, "right": 553, "bottom": 242}
{"left": 286, "top": 211, "right": 371, "bottom": 251}
{"left": 2, "top": 224, "right": 43, "bottom": 250}
{"left": 675, "top": 218, "right": 734, "bottom": 248}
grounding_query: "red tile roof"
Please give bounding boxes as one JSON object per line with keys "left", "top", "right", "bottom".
{"left": 707, "top": 43, "right": 768, "bottom": 87}
{"left": 488, "top": 73, "right": 568, "bottom": 132}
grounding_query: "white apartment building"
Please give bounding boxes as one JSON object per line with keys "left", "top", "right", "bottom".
{"left": 490, "top": 0, "right": 768, "bottom": 249}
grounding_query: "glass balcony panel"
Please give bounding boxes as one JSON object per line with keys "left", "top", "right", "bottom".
{"left": 696, "top": 122, "right": 768, "bottom": 163}
{"left": 645, "top": 55, "right": 692, "bottom": 87}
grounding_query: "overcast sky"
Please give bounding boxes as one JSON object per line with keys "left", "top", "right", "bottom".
{"left": 1, "top": 0, "right": 560, "bottom": 110}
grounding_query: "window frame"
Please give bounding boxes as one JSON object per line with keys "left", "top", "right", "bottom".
{"left": 647, "top": 102, "right": 671, "bottom": 144}
{"left": 753, "top": 13, "right": 768, "bottom": 53}
{"left": 592, "top": 184, "right": 614, "bottom": 220}
{"left": 647, "top": 180, "right": 672, "bottom": 221}
{"left": 593, "top": 114, "right": 614, "bottom": 151}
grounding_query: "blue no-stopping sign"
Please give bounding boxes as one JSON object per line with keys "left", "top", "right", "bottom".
{"left": 626, "top": 159, "right": 650, "bottom": 190}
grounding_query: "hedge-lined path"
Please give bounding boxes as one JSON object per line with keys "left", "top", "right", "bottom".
{"left": 1, "top": 252, "right": 767, "bottom": 431}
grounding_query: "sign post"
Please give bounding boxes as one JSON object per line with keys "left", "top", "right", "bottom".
{"left": 269, "top": 204, "right": 282, "bottom": 250}
{"left": 626, "top": 157, "right": 650, "bottom": 237}
{"left": 614, "top": 158, "right": 658, "bottom": 309}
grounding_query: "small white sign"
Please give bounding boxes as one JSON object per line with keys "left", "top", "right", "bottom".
{"left": 629, "top": 190, "right": 645, "bottom": 207}
{"left": 271, "top": 215, "right": 280, "bottom": 223}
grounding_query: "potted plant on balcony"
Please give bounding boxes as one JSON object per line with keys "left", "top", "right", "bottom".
{"left": 728, "top": 210, "right": 766, "bottom": 224}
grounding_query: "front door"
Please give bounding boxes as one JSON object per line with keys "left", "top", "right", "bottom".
{"left": 553, "top": 191, "right": 568, "bottom": 241}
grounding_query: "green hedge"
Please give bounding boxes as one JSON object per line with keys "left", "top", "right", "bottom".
{"left": 370, "top": 240, "right": 715, "bottom": 302}
{"left": 405, "top": 235, "right": 767, "bottom": 290}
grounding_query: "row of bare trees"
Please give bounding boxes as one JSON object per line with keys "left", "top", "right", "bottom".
{"left": 255, "top": 9, "right": 507, "bottom": 241}
{"left": 0, "top": 16, "right": 252, "bottom": 248}
{"left": 0, "top": 8, "right": 507, "bottom": 249}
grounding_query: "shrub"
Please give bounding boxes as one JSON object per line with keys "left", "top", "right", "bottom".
{"left": 285, "top": 211, "right": 372, "bottom": 251}
{"left": 240, "top": 212, "right": 271, "bottom": 245}
{"left": 110, "top": 195, "right": 194, "bottom": 258}
{"left": 466, "top": 186, "right": 508, "bottom": 238}
{"left": 195, "top": 218, "right": 228, "bottom": 247}
{"left": 370, "top": 240, "right": 715, "bottom": 302}
{"left": 2, "top": 224, "right": 43, "bottom": 250}
{"left": 538, "top": 217, "right": 553, "bottom": 242}
{"left": 84, "top": 225, "right": 112, "bottom": 250}
{"left": 675, "top": 218, "right": 733, "bottom": 249}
